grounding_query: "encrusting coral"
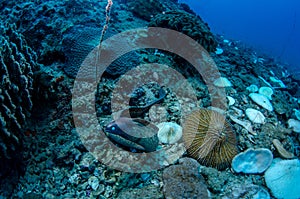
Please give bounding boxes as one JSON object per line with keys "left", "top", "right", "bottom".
{"left": 183, "top": 109, "right": 238, "bottom": 170}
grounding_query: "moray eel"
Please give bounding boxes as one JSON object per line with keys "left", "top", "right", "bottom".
{"left": 105, "top": 87, "right": 166, "bottom": 152}
{"left": 119, "top": 87, "right": 166, "bottom": 118}
{"left": 105, "top": 118, "right": 159, "bottom": 152}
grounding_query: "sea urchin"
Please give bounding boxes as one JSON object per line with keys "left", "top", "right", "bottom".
{"left": 183, "top": 109, "right": 238, "bottom": 170}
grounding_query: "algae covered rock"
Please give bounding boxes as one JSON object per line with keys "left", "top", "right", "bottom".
{"left": 149, "top": 10, "right": 217, "bottom": 52}
{"left": 163, "top": 157, "right": 209, "bottom": 198}
{"left": 272, "top": 90, "right": 298, "bottom": 116}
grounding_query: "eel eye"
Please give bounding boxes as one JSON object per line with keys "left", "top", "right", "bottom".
{"left": 111, "top": 126, "right": 116, "bottom": 131}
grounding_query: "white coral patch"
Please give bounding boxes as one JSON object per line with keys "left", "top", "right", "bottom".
{"left": 157, "top": 122, "right": 182, "bottom": 144}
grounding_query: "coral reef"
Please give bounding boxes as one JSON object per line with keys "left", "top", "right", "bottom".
{"left": 0, "top": 0, "right": 108, "bottom": 66}
{"left": 62, "top": 25, "right": 103, "bottom": 78}
{"left": 127, "top": 0, "right": 165, "bottom": 21}
{"left": 0, "top": 24, "right": 38, "bottom": 184}
{"left": 126, "top": 0, "right": 180, "bottom": 21}
{"left": 104, "top": 51, "right": 140, "bottom": 78}
{"left": 149, "top": 10, "right": 217, "bottom": 52}
{"left": 0, "top": 0, "right": 299, "bottom": 198}
{"left": 62, "top": 25, "right": 141, "bottom": 78}
{"left": 183, "top": 109, "right": 238, "bottom": 170}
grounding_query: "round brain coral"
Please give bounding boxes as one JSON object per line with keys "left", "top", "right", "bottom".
{"left": 183, "top": 109, "right": 238, "bottom": 170}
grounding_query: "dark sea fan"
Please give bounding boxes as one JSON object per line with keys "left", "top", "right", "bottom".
{"left": 183, "top": 109, "right": 238, "bottom": 170}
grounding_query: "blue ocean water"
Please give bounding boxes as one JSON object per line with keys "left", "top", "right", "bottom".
{"left": 180, "top": 0, "right": 300, "bottom": 71}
